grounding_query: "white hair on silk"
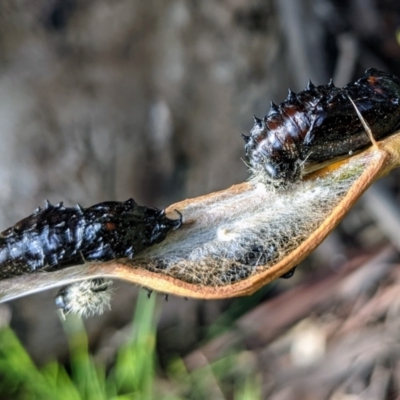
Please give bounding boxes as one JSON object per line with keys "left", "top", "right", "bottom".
{"left": 132, "top": 154, "right": 370, "bottom": 286}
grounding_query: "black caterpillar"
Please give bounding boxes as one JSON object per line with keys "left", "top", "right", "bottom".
{"left": 0, "top": 199, "right": 181, "bottom": 316}
{"left": 243, "top": 68, "right": 400, "bottom": 187}
{"left": 0, "top": 199, "right": 181, "bottom": 279}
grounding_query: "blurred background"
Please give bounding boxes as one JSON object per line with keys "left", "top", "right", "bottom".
{"left": 0, "top": 0, "right": 400, "bottom": 398}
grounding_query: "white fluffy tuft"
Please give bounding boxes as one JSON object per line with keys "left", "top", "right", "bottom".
{"left": 57, "top": 279, "right": 113, "bottom": 318}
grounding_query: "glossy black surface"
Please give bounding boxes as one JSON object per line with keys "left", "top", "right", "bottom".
{"left": 0, "top": 199, "right": 181, "bottom": 278}
{"left": 243, "top": 68, "right": 400, "bottom": 185}
{"left": 279, "top": 267, "right": 296, "bottom": 279}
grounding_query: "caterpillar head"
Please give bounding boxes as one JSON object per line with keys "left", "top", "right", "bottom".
{"left": 242, "top": 116, "right": 301, "bottom": 188}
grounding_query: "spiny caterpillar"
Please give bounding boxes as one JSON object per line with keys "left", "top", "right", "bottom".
{"left": 242, "top": 68, "right": 400, "bottom": 188}
{"left": 0, "top": 199, "right": 181, "bottom": 316}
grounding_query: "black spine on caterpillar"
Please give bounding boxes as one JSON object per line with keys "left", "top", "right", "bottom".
{"left": 0, "top": 199, "right": 182, "bottom": 279}
{"left": 242, "top": 68, "right": 400, "bottom": 188}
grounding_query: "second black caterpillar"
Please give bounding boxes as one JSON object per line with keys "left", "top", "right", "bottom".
{"left": 243, "top": 68, "right": 400, "bottom": 188}
{"left": 0, "top": 199, "right": 181, "bottom": 279}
